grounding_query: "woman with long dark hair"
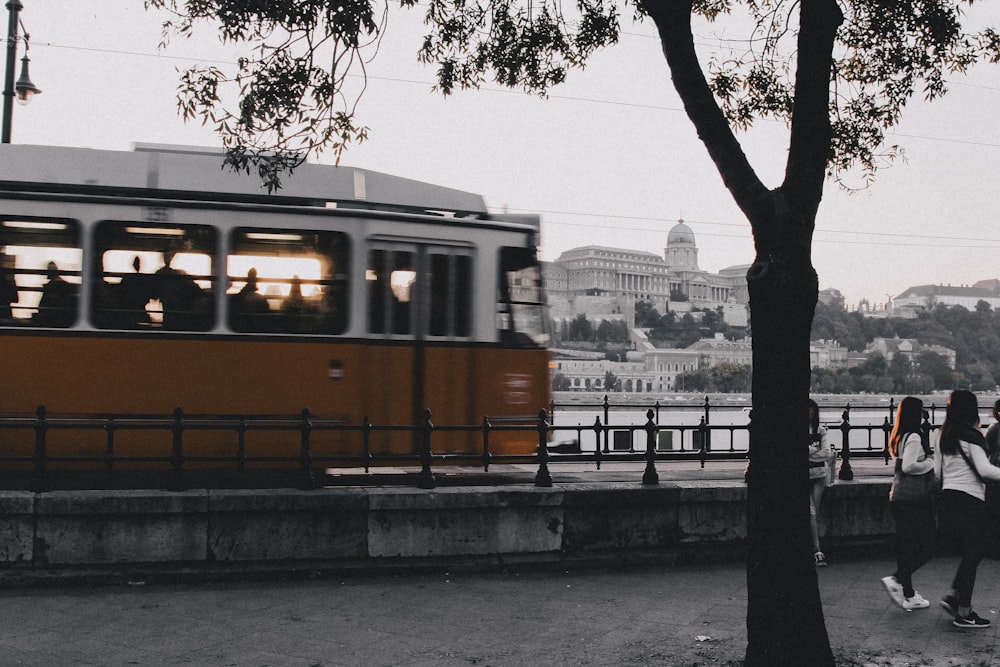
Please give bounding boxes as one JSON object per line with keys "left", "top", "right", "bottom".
{"left": 936, "top": 390, "right": 1000, "bottom": 628}
{"left": 807, "top": 398, "right": 833, "bottom": 566}
{"left": 881, "top": 396, "right": 935, "bottom": 610}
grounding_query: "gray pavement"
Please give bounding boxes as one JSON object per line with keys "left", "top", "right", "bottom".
{"left": 3, "top": 555, "right": 1000, "bottom": 666}
{"left": 323, "top": 455, "right": 893, "bottom": 487}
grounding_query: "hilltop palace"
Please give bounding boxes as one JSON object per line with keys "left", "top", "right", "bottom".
{"left": 540, "top": 220, "right": 936, "bottom": 393}
{"left": 541, "top": 220, "right": 754, "bottom": 392}
{"left": 541, "top": 219, "right": 751, "bottom": 330}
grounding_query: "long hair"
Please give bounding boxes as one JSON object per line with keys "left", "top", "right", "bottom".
{"left": 939, "top": 389, "right": 985, "bottom": 455}
{"left": 888, "top": 396, "right": 924, "bottom": 458}
{"left": 807, "top": 398, "right": 819, "bottom": 434}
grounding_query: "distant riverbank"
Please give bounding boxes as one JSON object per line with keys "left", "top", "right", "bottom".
{"left": 551, "top": 391, "right": 964, "bottom": 411}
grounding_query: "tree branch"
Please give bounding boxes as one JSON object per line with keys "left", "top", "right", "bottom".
{"left": 641, "top": 0, "right": 769, "bottom": 226}
{"left": 783, "top": 0, "right": 843, "bottom": 220}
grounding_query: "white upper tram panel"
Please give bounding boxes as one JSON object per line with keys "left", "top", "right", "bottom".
{"left": 0, "top": 143, "right": 493, "bottom": 218}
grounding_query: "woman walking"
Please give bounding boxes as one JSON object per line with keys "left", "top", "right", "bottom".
{"left": 807, "top": 398, "right": 833, "bottom": 567}
{"left": 936, "top": 389, "right": 1000, "bottom": 628}
{"left": 881, "top": 396, "right": 935, "bottom": 610}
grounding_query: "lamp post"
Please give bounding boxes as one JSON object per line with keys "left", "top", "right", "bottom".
{"left": 2, "top": 0, "right": 41, "bottom": 144}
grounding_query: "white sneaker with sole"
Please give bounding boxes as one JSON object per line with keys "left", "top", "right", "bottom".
{"left": 902, "top": 592, "right": 930, "bottom": 610}
{"left": 880, "top": 575, "right": 905, "bottom": 608}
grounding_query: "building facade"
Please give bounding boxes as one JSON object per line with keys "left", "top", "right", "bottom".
{"left": 891, "top": 282, "right": 1000, "bottom": 315}
{"left": 552, "top": 333, "right": 750, "bottom": 394}
{"left": 543, "top": 220, "right": 751, "bottom": 327}
{"left": 866, "top": 337, "right": 957, "bottom": 369}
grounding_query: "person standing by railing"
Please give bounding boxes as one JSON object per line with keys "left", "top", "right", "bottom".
{"left": 983, "top": 398, "right": 1000, "bottom": 585}
{"left": 807, "top": 398, "right": 833, "bottom": 567}
{"left": 881, "top": 396, "right": 936, "bottom": 611}
{"left": 985, "top": 400, "right": 1000, "bottom": 460}
{"left": 935, "top": 390, "right": 1000, "bottom": 629}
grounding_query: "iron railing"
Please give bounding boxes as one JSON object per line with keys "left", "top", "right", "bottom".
{"left": 0, "top": 396, "right": 939, "bottom": 491}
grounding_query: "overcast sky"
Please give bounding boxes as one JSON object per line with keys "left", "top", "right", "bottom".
{"left": 7, "top": 1, "right": 1000, "bottom": 309}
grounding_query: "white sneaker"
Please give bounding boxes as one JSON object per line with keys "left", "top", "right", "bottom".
{"left": 902, "top": 592, "right": 930, "bottom": 610}
{"left": 881, "top": 575, "right": 905, "bottom": 608}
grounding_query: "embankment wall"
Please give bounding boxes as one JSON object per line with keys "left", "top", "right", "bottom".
{"left": 0, "top": 479, "right": 895, "bottom": 583}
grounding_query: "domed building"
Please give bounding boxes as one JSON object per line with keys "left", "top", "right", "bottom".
{"left": 663, "top": 219, "right": 749, "bottom": 307}
{"left": 543, "top": 219, "right": 750, "bottom": 326}
{"left": 664, "top": 219, "right": 699, "bottom": 270}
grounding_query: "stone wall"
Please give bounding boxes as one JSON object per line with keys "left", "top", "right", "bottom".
{"left": 0, "top": 479, "right": 895, "bottom": 581}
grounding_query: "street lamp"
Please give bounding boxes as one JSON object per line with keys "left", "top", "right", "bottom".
{"left": 2, "top": 0, "right": 41, "bottom": 144}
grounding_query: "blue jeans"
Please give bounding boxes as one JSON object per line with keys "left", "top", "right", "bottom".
{"left": 809, "top": 476, "right": 826, "bottom": 553}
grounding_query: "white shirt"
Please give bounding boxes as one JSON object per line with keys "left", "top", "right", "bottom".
{"left": 936, "top": 434, "right": 1000, "bottom": 501}
{"left": 899, "top": 432, "right": 934, "bottom": 476}
{"left": 808, "top": 426, "right": 831, "bottom": 480}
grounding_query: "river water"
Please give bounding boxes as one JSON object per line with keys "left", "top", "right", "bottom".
{"left": 547, "top": 392, "right": 961, "bottom": 455}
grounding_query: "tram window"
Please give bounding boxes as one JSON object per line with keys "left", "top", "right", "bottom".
{"left": 227, "top": 228, "right": 349, "bottom": 334}
{"left": 0, "top": 217, "right": 81, "bottom": 327}
{"left": 367, "top": 249, "right": 414, "bottom": 336}
{"left": 497, "top": 246, "right": 549, "bottom": 348}
{"left": 429, "top": 253, "right": 471, "bottom": 338}
{"left": 92, "top": 221, "right": 216, "bottom": 331}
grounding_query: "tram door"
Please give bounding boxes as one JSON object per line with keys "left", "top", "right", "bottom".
{"left": 364, "top": 242, "right": 475, "bottom": 454}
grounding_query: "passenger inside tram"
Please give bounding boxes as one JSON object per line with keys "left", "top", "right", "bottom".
{"left": 34, "top": 261, "right": 78, "bottom": 327}
{"left": 282, "top": 275, "right": 306, "bottom": 315}
{"left": 114, "top": 256, "right": 153, "bottom": 328}
{"left": 153, "top": 250, "right": 207, "bottom": 330}
{"left": 230, "top": 267, "right": 272, "bottom": 331}
{"left": 0, "top": 253, "right": 16, "bottom": 320}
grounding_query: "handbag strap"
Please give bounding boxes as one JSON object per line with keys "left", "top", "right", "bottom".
{"left": 956, "top": 441, "right": 984, "bottom": 483}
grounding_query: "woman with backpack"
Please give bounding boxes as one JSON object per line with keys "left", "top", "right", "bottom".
{"left": 935, "top": 390, "right": 1000, "bottom": 629}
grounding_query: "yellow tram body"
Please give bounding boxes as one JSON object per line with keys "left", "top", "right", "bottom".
{"left": 0, "top": 144, "right": 551, "bottom": 471}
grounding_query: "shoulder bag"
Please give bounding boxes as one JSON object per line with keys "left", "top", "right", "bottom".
{"left": 889, "top": 433, "right": 936, "bottom": 503}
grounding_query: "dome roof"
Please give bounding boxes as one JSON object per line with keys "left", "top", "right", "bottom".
{"left": 667, "top": 220, "right": 695, "bottom": 245}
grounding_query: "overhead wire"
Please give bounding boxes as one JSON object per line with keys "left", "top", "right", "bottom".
{"left": 28, "top": 35, "right": 1000, "bottom": 253}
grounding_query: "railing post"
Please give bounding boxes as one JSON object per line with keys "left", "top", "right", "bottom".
{"left": 170, "top": 407, "right": 184, "bottom": 491}
{"left": 417, "top": 409, "right": 435, "bottom": 489}
{"left": 838, "top": 406, "right": 854, "bottom": 481}
{"left": 642, "top": 409, "right": 659, "bottom": 485}
{"left": 236, "top": 416, "right": 247, "bottom": 472}
{"left": 104, "top": 417, "right": 116, "bottom": 472}
{"left": 30, "top": 405, "right": 48, "bottom": 493}
{"left": 480, "top": 415, "right": 492, "bottom": 472}
{"left": 362, "top": 415, "right": 373, "bottom": 472}
{"left": 535, "top": 409, "right": 552, "bottom": 487}
{"left": 592, "top": 416, "right": 603, "bottom": 470}
{"left": 881, "top": 416, "right": 892, "bottom": 464}
{"left": 697, "top": 417, "right": 708, "bottom": 468}
{"left": 921, "top": 409, "right": 933, "bottom": 456}
{"left": 601, "top": 395, "right": 610, "bottom": 453}
{"left": 298, "top": 408, "right": 314, "bottom": 490}
{"left": 702, "top": 395, "right": 712, "bottom": 452}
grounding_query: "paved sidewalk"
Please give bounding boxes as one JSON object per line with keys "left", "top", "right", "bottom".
{"left": 2, "top": 555, "right": 999, "bottom": 666}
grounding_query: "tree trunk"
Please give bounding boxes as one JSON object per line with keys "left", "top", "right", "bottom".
{"left": 743, "top": 200, "right": 831, "bottom": 666}
{"left": 642, "top": 1, "right": 841, "bottom": 662}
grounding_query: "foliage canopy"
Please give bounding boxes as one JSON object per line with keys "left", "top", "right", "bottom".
{"left": 146, "top": 0, "right": 998, "bottom": 190}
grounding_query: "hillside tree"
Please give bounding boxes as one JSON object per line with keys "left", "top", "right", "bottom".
{"left": 146, "top": 1, "right": 1000, "bottom": 663}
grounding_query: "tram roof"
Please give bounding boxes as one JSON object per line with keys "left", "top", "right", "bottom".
{"left": 0, "top": 143, "right": 499, "bottom": 219}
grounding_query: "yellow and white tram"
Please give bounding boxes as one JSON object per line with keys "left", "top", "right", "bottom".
{"left": 0, "top": 143, "right": 551, "bottom": 468}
